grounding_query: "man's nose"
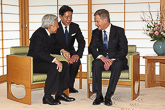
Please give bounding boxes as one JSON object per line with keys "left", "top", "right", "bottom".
{"left": 95, "top": 22, "right": 98, "bottom": 26}
{"left": 68, "top": 17, "right": 71, "bottom": 21}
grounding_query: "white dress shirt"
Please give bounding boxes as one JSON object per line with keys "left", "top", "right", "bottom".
{"left": 97, "top": 24, "right": 111, "bottom": 59}
{"left": 61, "top": 22, "right": 70, "bottom": 33}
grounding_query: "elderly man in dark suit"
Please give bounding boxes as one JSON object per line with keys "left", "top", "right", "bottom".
{"left": 51, "top": 5, "right": 85, "bottom": 93}
{"left": 89, "top": 9, "right": 128, "bottom": 106}
{"left": 28, "top": 14, "right": 75, "bottom": 105}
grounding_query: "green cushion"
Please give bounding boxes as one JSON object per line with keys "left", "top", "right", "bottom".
{"left": 88, "top": 70, "right": 129, "bottom": 80}
{"left": 32, "top": 73, "right": 47, "bottom": 83}
{"left": 128, "top": 45, "right": 136, "bottom": 52}
{"left": 10, "top": 46, "right": 29, "bottom": 55}
{"left": 50, "top": 54, "right": 68, "bottom": 62}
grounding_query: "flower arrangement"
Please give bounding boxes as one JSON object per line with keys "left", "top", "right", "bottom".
{"left": 141, "top": 4, "right": 165, "bottom": 41}
{"left": 146, "top": 22, "right": 165, "bottom": 41}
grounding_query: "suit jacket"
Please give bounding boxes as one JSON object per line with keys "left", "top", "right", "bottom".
{"left": 27, "top": 27, "right": 55, "bottom": 63}
{"left": 89, "top": 24, "right": 128, "bottom": 68}
{"left": 51, "top": 21, "right": 85, "bottom": 58}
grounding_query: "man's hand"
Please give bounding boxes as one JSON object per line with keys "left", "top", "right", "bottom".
{"left": 61, "top": 49, "right": 70, "bottom": 61}
{"left": 54, "top": 59, "right": 63, "bottom": 72}
{"left": 69, "top": 55, "right": 79, "bottom": 64}
{"left": 100, "top": 56, "right": 113, "bottom": 71}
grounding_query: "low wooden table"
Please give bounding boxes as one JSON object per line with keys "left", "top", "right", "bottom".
{"left": 143, "top": 55, "right": 165, "bottom": 88}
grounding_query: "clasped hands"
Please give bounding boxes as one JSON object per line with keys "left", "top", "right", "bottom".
{"left": 61, "top": 49, "right": 79, "bottom": 64}
{"left": 100, "top": 56, "right": 113, "bottom": 71}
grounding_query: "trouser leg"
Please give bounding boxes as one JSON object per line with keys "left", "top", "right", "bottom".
{"left": 106, "top": 60, "right": 125, "bottom": 94}
{"left": 92, "top": 59, "right": 104, "bottom": 93}
{"left": 33, "top": 61, "right": 69, "bottom": 94}
{"left": 69, "top": 59, "right": 81, "bottom": 88}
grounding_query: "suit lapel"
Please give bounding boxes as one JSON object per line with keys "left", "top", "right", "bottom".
{"left": 99, "top": 30, "right": 103, "bottom": 45}
{"left": 68, "top": 22, "right": 74, "bottom": 44}
{"left": 41, "top": 28, "right": 51, "bottom": 44}
{"left": 108, "top": 24, "right": 115, "bottom": 46}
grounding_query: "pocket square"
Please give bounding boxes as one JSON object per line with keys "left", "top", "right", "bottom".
{"left": 71, "top": 33, "right": 76, "bottom": 36}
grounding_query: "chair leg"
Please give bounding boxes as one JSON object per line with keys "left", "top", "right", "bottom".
{"left": 131, "top": 53, "right": 140, "bottom": 100}
{"left": 87, "top": 83, "right": 94, "bottom": 98}
{"left": 87, "top": 83, "right": 90, "bottom": 98}
{"left": 79, "top": 64, "right": 82, "bottom": 89}
{"left": 7, "top": 81, "right": 31, "bottom": 105}
{"left": 63, "top": 88, "right": 69, "bottom": 96}
{"left": 131, "top": 79, "right": 140, "bottom": 100}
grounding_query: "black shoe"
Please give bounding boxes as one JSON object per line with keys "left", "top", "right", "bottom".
{"left": 69, "top": 88, "right": 78, "bottom": 93}
{"left": 55, "top": 93, "right": 75, "bottom": 102}
{"left": 92, "top": 95, "right": 104, "bottom": 105}
{"left": 43, "top": 96, "right": 61, "bottom": 105}
{"left": 104, "top": 96, "right": 112, "bottom": 106}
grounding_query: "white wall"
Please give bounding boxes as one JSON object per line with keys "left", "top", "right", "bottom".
{"left": 0, "top": 0, "right": 161, "bottom": 76}
{"left": 0, "top": 0, "right": 19, "bottom": 76}
{"left": 92, "top": 0, "right": 160, "bottom": 75}
{"left": 29, "top": 0, "right": 88, "bottom": 72}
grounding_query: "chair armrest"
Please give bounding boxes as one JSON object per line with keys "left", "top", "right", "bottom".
{"left": 50, "top": 54, "right": 68, "bottom": 62}
{"left": 88, "top": 54, "right": 94, "bottom": 79}
{"left": 88, "top": 53, "right": 140, "bottom": 80}
{"left": 127, "top": 52, "right": 140, "bottom": 80}
{"left": 7, "top": 55, "right": 33, "bottom": 85}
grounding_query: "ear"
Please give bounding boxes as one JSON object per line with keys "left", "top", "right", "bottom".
{"left": 59, "top": 15, "right": 62, "bottom": 19}
{"left": 104, "top": 18, "right": 108, "bottom": 23}
{"left": 48, "top": 25, "right": 51, "bottom": 30}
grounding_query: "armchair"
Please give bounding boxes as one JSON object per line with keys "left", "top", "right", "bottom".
{"left": 7, "top": 46, "right": 82, "bottom": 105}
{"left": 87, "top": 45, "right": 140, "bottom": 100}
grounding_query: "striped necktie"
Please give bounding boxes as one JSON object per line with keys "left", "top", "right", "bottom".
{"left": 103, "top": 30, "right": 108, "bottom": 50}
{"left": 103, "top": 30, "right": 109, "bottom": 58}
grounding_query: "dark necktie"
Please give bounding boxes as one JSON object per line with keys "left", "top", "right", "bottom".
{"left": 103, "top": 30, "right": 109, "bottom": 58}
{"left": 103, "top": 30, "right": 108, "bottom": 50}
{"left": 65, "top": 26, "right": 68, "bottom": 46}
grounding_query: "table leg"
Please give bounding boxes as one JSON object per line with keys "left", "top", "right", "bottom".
{"left": 160, "top": 63, "right": 165, "bottom": 82}
{"left": 145, "top": 60, "right": 155, "bottom": 88}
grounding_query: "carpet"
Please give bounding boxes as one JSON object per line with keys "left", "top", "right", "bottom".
{"left": 0, "top": 80, "right": 165, "bottom": 110}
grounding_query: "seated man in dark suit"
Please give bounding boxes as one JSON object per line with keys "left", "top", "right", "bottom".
{"left": 89, "top": 9, "right": 128, "bottom": 106}
{"left": 51, "top": 5, "right": 85, "bottom": 93}
{"left": 27, "top": 14, "right": 75, "bottom": 105}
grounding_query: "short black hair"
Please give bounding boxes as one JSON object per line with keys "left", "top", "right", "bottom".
{"left": 59, "top": 5, "right": 73, "bottom": 16}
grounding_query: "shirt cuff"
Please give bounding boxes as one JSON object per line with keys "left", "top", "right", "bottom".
{"left": 111, "top": 58, "right": 116, "bottom": 61}
{"left": 52, "top": 58, "right": 56, "bottom": 63}
{"left": 97, "top": 55, "right": 116, "bottom": 60}
{"left": 97, "top": 55, "right": 103, "bottom": 59}
{"left": 60, "top": 49, "right": 64, "bottom": 55}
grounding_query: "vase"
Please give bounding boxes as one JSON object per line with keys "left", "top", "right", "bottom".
{"left": 153, "top": 41, "right": 165, "bottom": 56}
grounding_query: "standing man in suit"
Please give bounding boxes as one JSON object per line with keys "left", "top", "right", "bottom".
{"left": 28, "top": 14, "right": 75, "bottom": 105}
{"left": 52, "top": 5, "right": 85, "bottom": 93}
{"left": 89, "top": 9, "right": 128, "bottom": 106}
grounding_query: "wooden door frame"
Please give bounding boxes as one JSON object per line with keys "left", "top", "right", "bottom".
{"left": 19, "top": 0, "right": 29, "bottom": 46}
{"left": 3, "top": 0, "right": 163, "bottom": 82}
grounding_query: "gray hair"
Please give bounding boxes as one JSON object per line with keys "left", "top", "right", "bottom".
{"left": 94, "top": 9, "right": 110, "bottom": 23}
{"left": 41, "top": 14, "right": 58, "bottom": 29}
